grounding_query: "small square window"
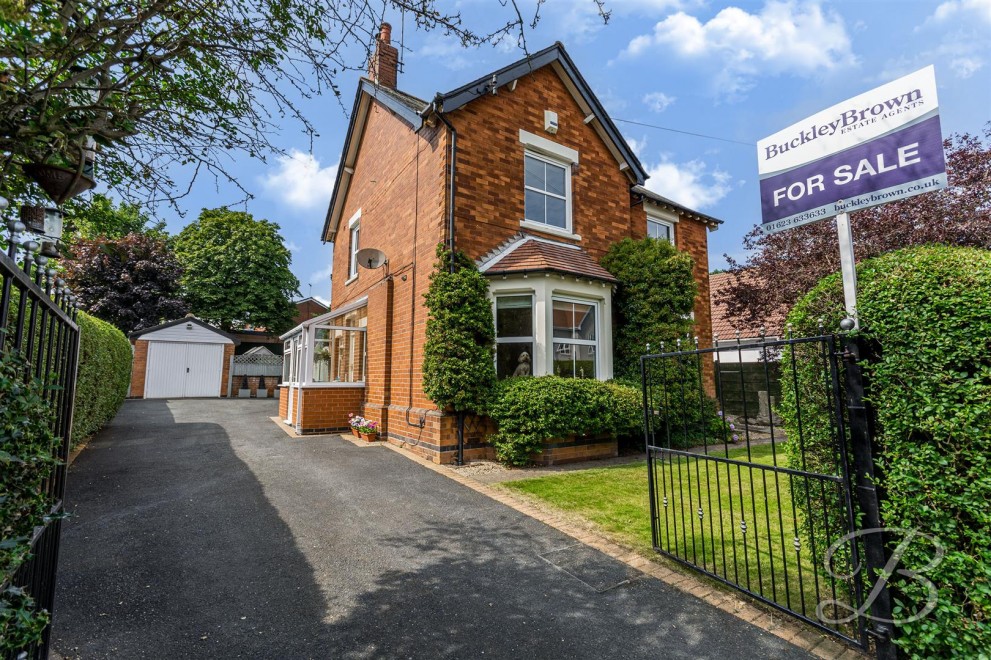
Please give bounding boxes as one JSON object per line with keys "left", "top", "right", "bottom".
{"left": 647, "top": 216, "right": 674, "bottom": 243}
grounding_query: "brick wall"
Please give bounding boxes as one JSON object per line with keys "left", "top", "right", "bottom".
{"left": 220, "top": 343, "right": 235, "bottom": 397}
{"left": 297, "top": 387, "right": 366, "bottom": 434}
{"left": 278, "top": 386, "right": 289, "bottom": 420}
{"left": 129, "top": 339, "right": 148, "bottom": 398}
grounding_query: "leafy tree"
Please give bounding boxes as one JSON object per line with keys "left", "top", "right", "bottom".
{"left": 62, "top": 194, "right": 167, "bottom": 241}
{"left": 0, "top": 0, "right": 601, "bottom": 207}
{"left": 600, "top": 237, "right": 697, "bottom": 381}
{"left": 721, "top": 125, "right": 991, "bottom": 326}
{"left": 174, "top": 208, "right": 298, "bottom": 333}
{"left": 63, "top": 234, "right": 187, "bottom": 333}
{"left": 422, "top": 244, "right": 496, "bottom": 462}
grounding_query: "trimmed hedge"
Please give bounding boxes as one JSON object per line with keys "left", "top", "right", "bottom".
{"left": 72, "top": 312, "right": 131, "bottom": 446}
{"left": 489, "top": 377, "right": 642, "bottom": 466}
{"left": 782, "top": 246, "right": 991, "bottom": 657}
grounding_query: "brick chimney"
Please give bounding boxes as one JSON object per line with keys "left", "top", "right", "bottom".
{"left": 367, "top": 23, "right": 399, "bottom": 89}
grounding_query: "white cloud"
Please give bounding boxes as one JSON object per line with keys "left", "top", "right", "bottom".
{"left": 261, "top": 150, "right": 338, "bottom": 210}
{"left": 620, "top": 1, "right": 855, "bottom": 99}
{"left": 542, "top": 0, "right": 703, "bottom": 42}
{"left": 950, "top": 56, "right": 985, "bottom": 78}
{"left": 285, "top": 241, "right": 301, "bottom": 253}
{"left": 309, "top": 263, "right": 332, "bottom": 286}
{"left": 625, "top": 136, "right": 648, "bottom": 158}
{"left": 312, "top": 294, "right": 330, "bottom": 306}
{"left": 596, "top": 88, "right": 628, "bottom": 114}
{"left": 643, "top": 159, "right": 732, "bottom": 210}
{"left": 417, "top": 36, "right": 473, "bottom": 71}
{"left": 643, "top": 91, "right": 676, "bottom": 112}
{"left": 929, "top": 0, "right": 991, "bottom": 25}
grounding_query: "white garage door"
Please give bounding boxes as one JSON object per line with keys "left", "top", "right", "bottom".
{"left": 145, "top": 341, "right": 224, "bottom": 398}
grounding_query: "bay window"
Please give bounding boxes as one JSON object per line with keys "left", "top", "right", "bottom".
{"left": 552, "top": 299, "right": 598, "bottom": 379}
{"left": 495, "top": 295, "right": 534, "bottom": 379}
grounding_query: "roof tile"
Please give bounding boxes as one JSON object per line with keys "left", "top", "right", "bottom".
{"left": 483, "top": 238, "right": 617, "bottom": 282}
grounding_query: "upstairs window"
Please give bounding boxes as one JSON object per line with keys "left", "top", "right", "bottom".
{"left": 348, "top": 219, "right": 360, "bottom": 280}
{"left": 647, "top": 207, "right": 676, "bottom": 244}
{"left": 647, "top": 217, "right": 673, "bottom": 242}
{"left": 524, "top": 153, "right": 570, "bottom": 230}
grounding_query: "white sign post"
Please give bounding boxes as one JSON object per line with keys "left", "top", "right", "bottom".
{"left": 757, "top": 66, "right": 947, "bottom": 329}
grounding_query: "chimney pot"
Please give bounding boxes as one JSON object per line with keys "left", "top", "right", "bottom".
{"left": 379, "top": 22, "right": 392, "bottom": 44}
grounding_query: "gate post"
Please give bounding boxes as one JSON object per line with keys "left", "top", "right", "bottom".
{"left": 842, "top": 332, "right": 897, "bottom": 660}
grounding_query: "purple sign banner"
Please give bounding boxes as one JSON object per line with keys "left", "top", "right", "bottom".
{"left": 757, "top": 66, "right": 946, "bottom": 234}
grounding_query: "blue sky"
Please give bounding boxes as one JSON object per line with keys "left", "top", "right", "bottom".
{"left": 144, "top": 0, "right": 991, "bottom": 305}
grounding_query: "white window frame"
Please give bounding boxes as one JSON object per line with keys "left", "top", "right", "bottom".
{"left": 551, "top": 296, "right": 600, "bottom": 379}
{"left": 646, "top": 206, "right": 678, "bottom": 244}
{"left": 523, "top": 150, "right": 572, "bottom": 235}
{"left": 347, "top": 210, "right": 361, "bottom": 282}
{"left": 494, "top": 293, "right": 536, "bottom": 378}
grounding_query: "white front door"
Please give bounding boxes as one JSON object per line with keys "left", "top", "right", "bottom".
{"left": 145, "top": 342, "right": 224, "bottom": 398}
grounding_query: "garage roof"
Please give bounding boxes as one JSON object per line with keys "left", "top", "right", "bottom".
{"left": 129, "top": 316, "right": 241, "bottom": 344}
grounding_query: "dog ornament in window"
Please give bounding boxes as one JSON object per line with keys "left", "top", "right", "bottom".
{"left": 512, "top": 350, "right": 532, "bottom": 377}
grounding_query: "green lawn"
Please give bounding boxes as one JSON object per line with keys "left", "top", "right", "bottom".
{"left": 503, "top": 444, "right": 856, "bottom": 633}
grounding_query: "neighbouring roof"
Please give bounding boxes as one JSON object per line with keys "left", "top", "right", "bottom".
{"left": 243, "top": 345, "right": 277, "bottom": 356}
{"left": 632, "top": 185, "right": 723, "bottom": 230}
{"left": 322, "top": 42, "right": 655, "bottom": 244}
{"left": 129, "top": 315, "right": 241, "bottom": 344}
{"left": 479, "top": 234, "right": 617, "bottom": 283}
{"left": 709, "top": 272, "right": 785, "bottom": 340}
{"left": 294, "top": 297, "right": 329, "bottom": 310}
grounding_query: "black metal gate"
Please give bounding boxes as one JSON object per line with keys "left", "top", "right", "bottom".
{"left": 642, "top": 333, "right": 894, "bottom": 656}
{"left": 1, "top": 230, "right": 80, "bottom": 659}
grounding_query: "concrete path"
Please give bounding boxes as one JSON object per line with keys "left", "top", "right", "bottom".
{"left": 53, "top": 399, "right": 809, "bottom": 659}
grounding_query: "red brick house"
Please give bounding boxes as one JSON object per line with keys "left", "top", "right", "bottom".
{"left": 279, "top": 26, "right": 721, "bottom": 463}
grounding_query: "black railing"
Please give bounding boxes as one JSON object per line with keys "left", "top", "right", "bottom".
{"left": 1, "top": 220, "right": 80, "bottom": 659}
{"left": 642, "top": 332, "right": 880, "bottom": 651}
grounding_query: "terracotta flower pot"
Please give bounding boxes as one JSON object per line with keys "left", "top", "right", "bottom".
{"left": 357, "top": 430, "right": 378, "bottom": 442}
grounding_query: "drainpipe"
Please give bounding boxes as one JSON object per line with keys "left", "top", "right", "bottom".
{"left": 433, "top": 105, "right": 458, "bottom": 274}
{"left": 422, "top": 100, "right": 464, "bottom": 464}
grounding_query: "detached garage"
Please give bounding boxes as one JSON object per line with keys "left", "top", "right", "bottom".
{"left": 128, "top": 315, "right": 239, "bottom": 399}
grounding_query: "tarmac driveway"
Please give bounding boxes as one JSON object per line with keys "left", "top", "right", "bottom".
{"left": 53, "top": 399, "right": 808, "bottom": 659}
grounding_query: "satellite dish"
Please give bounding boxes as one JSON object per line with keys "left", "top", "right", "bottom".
{"left": 355, "top": 247, "right": 388, "bottom": 269}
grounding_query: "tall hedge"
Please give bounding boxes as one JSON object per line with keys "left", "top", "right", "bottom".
{"left": 422, "top": 244, "right": 496, "bottom": 414}
{"left": 600, "top": 237, "right": 696, "bottom": 381}
{"left": 72, "top": 311, "right": 131, "bottom": 445}
{"left": 782, "top": 246, "right": 991, "bottom": 657}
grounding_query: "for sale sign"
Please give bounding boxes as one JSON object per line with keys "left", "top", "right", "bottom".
{"left": 757, "top": 66, "right": 946, "bottom": 234}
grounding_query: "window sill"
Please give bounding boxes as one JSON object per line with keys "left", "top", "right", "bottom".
{"left": 345, "top": 274, "right": 358, "bottom": 285}
{"left": 519, "top": 220, "right": 581, "bottom": 241}
{"left": 295, "top": 381, "right": 366, "bottom": 388}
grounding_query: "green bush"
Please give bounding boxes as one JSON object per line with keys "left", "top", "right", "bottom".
{"left": 489, "top": 376, "right": 642, "bottom": 466}
{"left": 0, "top": 351, "right": 57, "bottom": 650}
{"left": 600, "top": 237, "right": 696, "bottom": 381}
{"left": 782, "top": 246, "right": 991, "bottom": 657}
{"left": 422, "top": 245, "right": 496, "bottom": 415}
{"left": 72, "top": 311, "right": 131, "bottom": 446}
